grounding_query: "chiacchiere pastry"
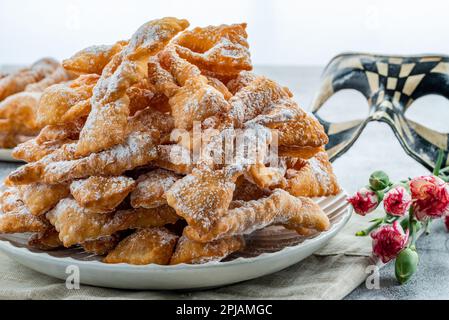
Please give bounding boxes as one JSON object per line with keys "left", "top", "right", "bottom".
{"left": 0, "top": 58, "right": 74, "bottom": 148}
{"left": 0, "top": 17, "right": 340, "bottom": 265}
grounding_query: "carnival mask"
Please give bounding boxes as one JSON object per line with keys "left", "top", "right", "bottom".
{"left": 311, "top": 53, "right": 449, "bottom": 171}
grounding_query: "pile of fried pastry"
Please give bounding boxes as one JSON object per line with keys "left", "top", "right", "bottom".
{"left": 0, "top": 58, "right": 74, "bottom": 148}
{"left": 0, "top": 17, "right": 340, "bottom": 265}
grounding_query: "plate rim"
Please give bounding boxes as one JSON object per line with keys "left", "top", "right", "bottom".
{"left": 0, "top": 148, "right": 20, "bottom": 162}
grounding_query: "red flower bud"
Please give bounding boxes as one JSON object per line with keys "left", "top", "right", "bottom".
{"left": 383, "top": 186, "right": 411, "bottom": 217}
{"left": 347, "top": 187, "right": 379, "bottom": 216}
{"left": 409, "top": 176, "right": 449, "bottom": 220}
{"left": 371, "top": 221, "right": 409, "bottom": 263}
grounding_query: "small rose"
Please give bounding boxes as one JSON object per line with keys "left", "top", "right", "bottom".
{"left": 383, "top": 186, "right": 412, "bottom": 217}
{"left": 371, "top": 221, "right": 409, "bottom": 263}
{"left": 347, "top": 187, "right": 379, "bottom": 216}
{"left": 409, "top": 176, "right": 449, "bottom": 220}
{"left": 445, "top": 215, "right": 449, "bottom": 232}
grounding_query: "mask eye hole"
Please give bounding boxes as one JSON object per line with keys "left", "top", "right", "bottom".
{"left": 315, "top": 89, "right": 368, "bottom": 123}
{"left": 405, "top": 94, "right": 449, "bottom": 134}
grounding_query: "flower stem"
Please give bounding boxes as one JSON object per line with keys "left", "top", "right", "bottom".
{"left": 355, "top": 218, "right": 383, "bottom": 236}
{"left": 439, "top": 166, "right": 449, "bottom": 174}
{"left": 408, "top": 207, "right": 417, "bottom": 247}
{"left": 433, "top": 149, "right": 445, "bottom": 176}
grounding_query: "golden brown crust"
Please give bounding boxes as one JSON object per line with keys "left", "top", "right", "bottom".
{"left": 104, "top": 227, "right": 178, "bottom": 265}
{"left": 170, "top": 234, "right": 244, "bottom": 265}
{"left": 19, "top": 183, "right": 70, "bottom": 216}
{"left": 9, "top": 130, "right": 159, "bottom": 185}
{"left": 25, "top": 65, "right": 73, "bottom": 92}
{"left": 81, "top": 234, "right": 121, "bottom": 255}
{"left": 282, "top": 197, "right": 330, "bottom": 234}
{"left": 76, "top": 18, "right": 189, "bottom": 156}
{"left": 182, "top": 189, "right": 295, "bottom": 242}
{"left": 284, "top": 152, "right": 340, "bottom": 197}
{"left": 158, "top": 47, "right": 230, "bottom": 131}
{"left": 46, "top": 198, "right": 179, "bottom": 247}
{"left": 63, "top": 41, "right": 128, "bottom": 75}
{"left": 28, "top": 227, "right": 63, "bottom": 250}
{"left": 70, "top": 176, "right": 136, "bottom": 213}
{"left": 130, "top": 169, "right": 180, "bottom": 209}
{"left": 12, "top": 138, "right": 74, "bottom": 163}
{"left": 0, "top": 58, "right": 59, "bottom": 101}
{"left": 0, "top": 92, "right": 42, "bottom": 137}
{"left": 0, "top": 188, "right": 50, "bottom": 233}
{"left": 166, "top": 168, "right": 238, "bottom": 238}
{"left": 173, "top": 23, "right": 252, "bottom": 80}
{"left": 36, "top": 74, "right": 98, "bottom": 126}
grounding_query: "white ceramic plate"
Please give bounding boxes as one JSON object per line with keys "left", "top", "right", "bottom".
{"left": 0, "top": 192, "right": 351, "bottom": 290}
{"left": 0, "top": 148, "right": 18, "bottom": 162}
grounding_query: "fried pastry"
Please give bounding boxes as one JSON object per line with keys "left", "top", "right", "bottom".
{"left": 233, "top": 176, "right": 271, "bottom": 201}
{"left": 282, "top": 197, "right": 330, "bottom": 235}
{"left": 7, "top": 142, "right": 78, "bottom": 185}
{"left": 0, "top": 212, "right": 49, "bottom": 233}
{"left": 76, "top": 17, "right": 189, "bottom": 156}
{"left": 229, "top": 76, "right": 292, "bottom": 127}
{"left": 18, "top": 183, "right": 70, "bottom": 216}
{"left": 206, "top": 76, "right": 233, "bottom": 100}
{"left": 0, "top": 187, "right": 24, "bottom": 213}
{"left": 70, "top": 176, "right": 136, "bottom": 213}
{"left": 147, "top": 57, "right": 180, "bottom": 97}
{"left": 166, "top": 167, "right": 241, "bottom": 239}
{"left": 127, "top": 106, "right": 174, "bottom": 137}
{"left": 173, "top": 23, "right": 252, "bottom": 81}
{"left": 158, "top": 47, "right": 230, "bottom": 130}
{"left": 36, "top": 74, "right": 99, "bottom": 126}
{"left": 0, "top": 133, "right": 31, "bottom": 149}
{"left": 184, "top": 189, "right": 329, "bottom": 242}
{"left": 12, "top": 138, "right": 72, "bottom": 162}
{"left": 0, "top": 188, "right": 49, "bottom": 233}
{"left": 130, "top": 169, "right": 181, "bottom": 209}
{"left": 46, "top": 198, "right": 179, "bottom": 246}
{"left": 28, "top": 227, "right": 63, "bottom": 250}
{"left": 9, "top": 130, "right": 159, "bottom": 185}
{"left": 127, "top": 80, "right": 155, "bottom": 115}
{"left": 273, "top": 113, "right": 328, "bottom": 158}
{"left": 284, "top": 152, "right": 340, "bottom": 197}
{"left": 0, "top": 58, "right": 59, "bottom": 101}
{"left": 244, "top": 161, "right": 287, "bottom": 189}
{"left": 0, "top": 92, "right": 42, "bottom": 136}
{"left": 104, "top": 227, "right": 178, "bottom": 264}
{"left": 35, "top": 119, "right": 84, "bottom": 144}
{"left": 63, "top": 41, "right": 128, "bottom": 75}
{"left": 81, "top": 234, "right": 121, "bottom": 255}
{"left": 153, "top": 144, "right": 193, "bottom": 174}
{"left": 12, "top": 118, "right": 84, "bottom": 162}
{"left": 170, "top": 234, "right": 244, "bottom": 265}
{"left": 226, "top": 71, "right": 258, "bottom": 95}
{"left": 25, "top": 65, "right": 73, "bottom": 92}
{"left": 0, "top": 18, "right": 341, "bottom": 266}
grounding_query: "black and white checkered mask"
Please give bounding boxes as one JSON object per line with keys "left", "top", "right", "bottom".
{"left": 311, "top": 53, "right": 449, "bottom": 171}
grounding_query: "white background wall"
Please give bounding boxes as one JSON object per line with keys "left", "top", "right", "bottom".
{"left": 1, "top": 0, "right": 449, "bottom": 66}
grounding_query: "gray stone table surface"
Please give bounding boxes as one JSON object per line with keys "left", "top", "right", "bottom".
{"left": 1, "top": 65, "right": 448, "bottom": 299}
